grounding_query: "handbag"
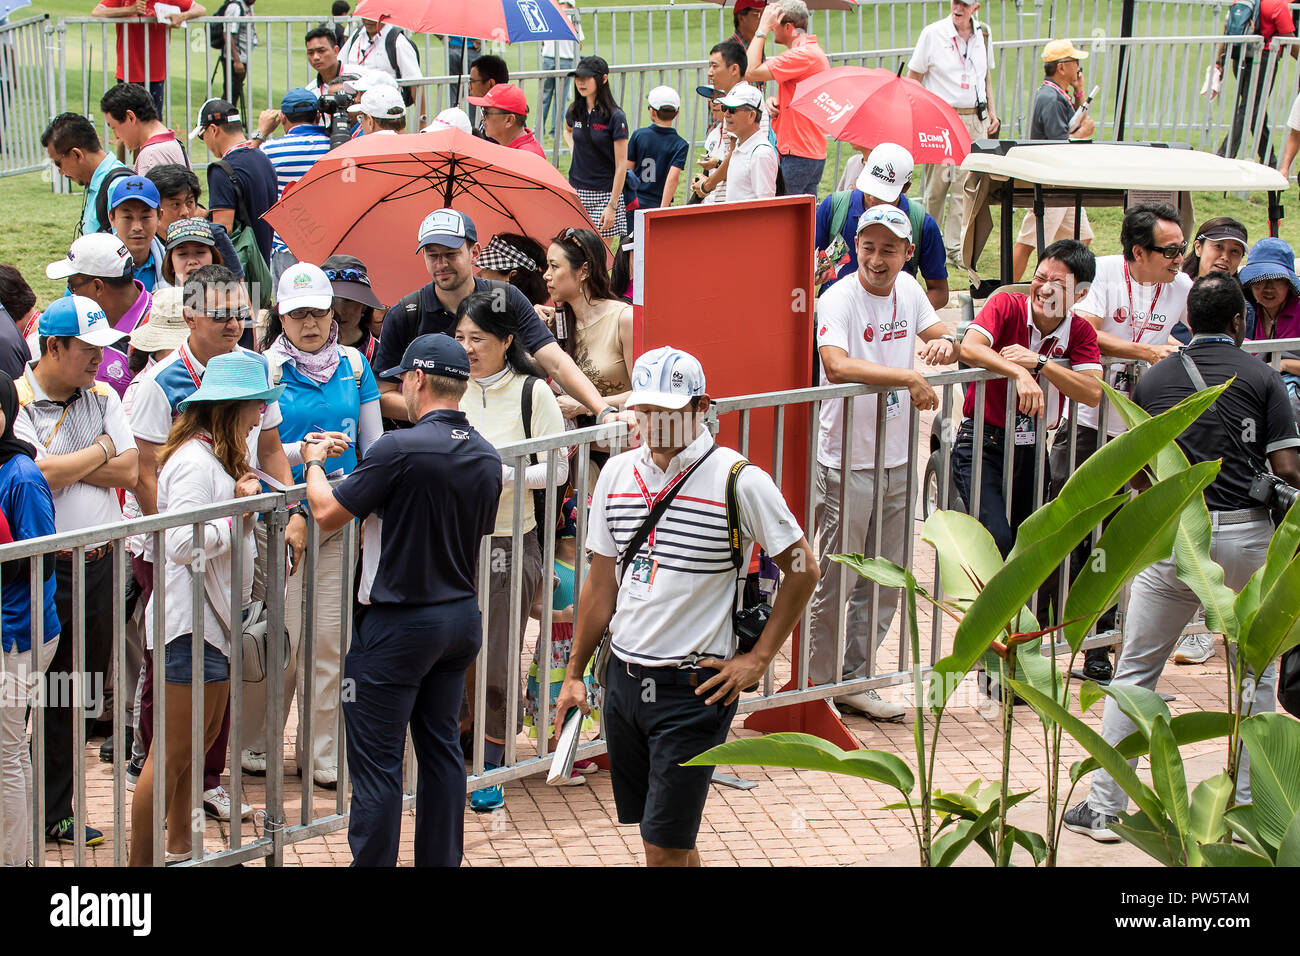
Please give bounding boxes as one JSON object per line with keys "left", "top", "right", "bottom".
{"left": 591, "top": 446, "right": 718, "bottom": 688}
{"left": 204, "top": 594, "right": 289, "bottom": 683}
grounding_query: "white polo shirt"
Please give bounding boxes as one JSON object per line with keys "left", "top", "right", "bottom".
{"left": 586, "top": 431, "right": 803, "bottom": 667}
{"left": 13, "top": 363, "right": 137, "bottom": 546}
{"left": 907, "top": 16, "right": 994, "bottom": 109}
{"left": 339, "top": 24, "right": 420, "bottom": 86}
{"left": 725, "top": 128, "right": 779, "bottom": 202}
{"left": 815, "top": 270, "right": 940, "bottom": 470}
{"left": 1073, "top": 254, "right": 1193, "bottom": 436}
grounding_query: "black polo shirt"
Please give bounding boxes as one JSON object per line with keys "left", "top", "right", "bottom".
{"left": 333, "top": 408, "right": 502, "bottom": 605}
{"left": 1132, "top": 337, "right": 1300, "bottom": 511}
{"left": 374, "top": 278, "right": 556, "bottom": 382}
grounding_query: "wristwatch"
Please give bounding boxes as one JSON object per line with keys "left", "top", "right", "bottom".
{"left": 1034, "top": 355, "right": 1048, "bottom": 375}
{"left": 304, "top": 460, "right": 327, "bottom": 476}
{"left": 940, "top": 333, "right": 957, "bottom": 345}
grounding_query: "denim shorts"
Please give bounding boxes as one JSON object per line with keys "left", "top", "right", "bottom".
{"left": 164, "top": 636, "right": 230, "bottom": 684}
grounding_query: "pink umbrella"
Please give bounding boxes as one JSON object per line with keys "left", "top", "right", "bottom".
{"left": 707, "top": 0, "right": 860, "bottom": 10}
{"left": 352, "top": 0, "right": 578, "bottom": 42}
{"left": 263, "top": 128, "right": 597, "bottom": 306}
{"left": 790, "top": 66, "right": 973, "bottom": 165}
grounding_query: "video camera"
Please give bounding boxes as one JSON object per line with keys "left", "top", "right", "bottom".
{"left": 319, "top": 90, "right": 356, "bottom": 148}
{"left": 1249, "top": 471, "right": 1299, "bottom": 523}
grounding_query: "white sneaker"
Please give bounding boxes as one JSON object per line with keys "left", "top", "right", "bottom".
{"left": 203, "top": 785, "right": 253, "bottom": 821}
{"left": 834, "top": 689, "right": 906, "bottom": 722}
{"left": 1174, "top": 632, "right": 1215, "bottom": 665}
{"left": 240, "top": 750, "right": 267, "bottom": 776}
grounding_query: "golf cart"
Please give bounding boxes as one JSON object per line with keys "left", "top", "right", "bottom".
{"left": 919, "top": 139, "right": 1289, "bottom": 518}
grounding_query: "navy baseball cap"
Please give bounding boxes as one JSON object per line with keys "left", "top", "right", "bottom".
{"left": 280, "top": 87, "right": 319, "bottom": 115}
{"left": 381, "top": 332, "right": 471, "bottom": 380}
{"left": 108, "top": 175, "right": 161, "bottom": 211}
{"left": 416, "top": 209, "right": 477, "bottom": 252}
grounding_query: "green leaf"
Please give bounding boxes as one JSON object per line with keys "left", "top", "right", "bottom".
{"left": 1013, "top": 380, "right": 1228, "bottom": 559}
{"left": 1072, "top": 711, "right": 1234, "bottom": 779}
{"left": 1148, "top": 716, "right": 1191, "bottom": 861}
{"left": 1275, "top": 811, "right": 1300, "bottom": 867}
{"left": 830, "top": 554, "right": 924, "bottom": 597}
{"left": 921, "top": 510, "right": 1005, "bottom": 602}
{"left": 1007, "top": 677, "right": 1166, "bottom": 827}
{"left": 1223, "top": 804, "right": 1275, "bottom": 861}
{"left": 1197, "top": 843, "right": 1274, "bottom": 866}
{"left": 930, "top": 494, "right": 1125, "bottom": 709}
{"left": 1238, "top": 713, "right": 1300, "bottom": 848}
{"left": 1262, "top": 495, "right": 1300, "bottom": 597}
{"left": 934, "top": 803, "right": 1002, "bottom": 867}
{"left": 1079, "top": 679, "right": 1106, "bottom": 715}
{"left": 1009, "top": 825, "right": 1049, "bottom": 866}
{"left": 1108, "top": 387, "right": 1238, "bottom": 640}
{"left": 1187, "top": 773, "right": 1234, "bottom": 850}
{"left": 1062, "top": 461, "right": 1220, "bottom": 653}
{"left": 1239, "top": 552, "right": 1300, "bottom": 679}
{"left": 1093, "top": 683, "right": 1172, "bottom": 743}
{"left": 1014, "top": 638, "right": 1066, "bottom": 709}
{"left": 684, "top": 733, "right": 916, "bottom": 795}
{"left": 1234, "top": 567, "right": 1265, "bottom": 647}
{"left": 1112, "top": 810, "right": 1184, "bottom": 866}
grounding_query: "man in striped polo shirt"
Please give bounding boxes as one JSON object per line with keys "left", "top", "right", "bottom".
{"left": 553, "top": 347, "right": 819, "bottom": 866}
{"left": 252, "top": 88, "right": 332, "bottom": 285}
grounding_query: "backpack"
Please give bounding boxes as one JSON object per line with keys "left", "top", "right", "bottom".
{"left": 208, "top": 159, "right": 272, "bottom": 309}
{"left": 828, "top": 190, "right": 927, "bottom": 274}
{"left": 270, "top": 345, "right": 365, "bottom": 389}
{"left": 384, "top": 26, "right": 421, "bottom": 107}
{"left": 1224, "top": 0, "right": 1262, "bottom": 65}
{"left": 94, "top": 166, "right": 134, "bottom": 235}
{"left": 209, "top": 0, "right": 235, "bottom": 50}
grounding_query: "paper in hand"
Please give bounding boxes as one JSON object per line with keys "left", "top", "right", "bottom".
{"left": 253, "top": 467, "right": 289, "bottom": 492}
{"left": 546, "top": 707, "right": 583, "bottom": 785}
{"left": 155, "top": 3, "right": 182, "bottom": 21}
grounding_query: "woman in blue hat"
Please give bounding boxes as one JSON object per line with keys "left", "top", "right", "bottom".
{"left": 1240, "top": 236, "right": 1300, "bottom": 413}
{"left": 129, "top": 351, "right": 283, "bottom": 866}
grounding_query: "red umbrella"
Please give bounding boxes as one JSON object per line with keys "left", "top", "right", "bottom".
{"left": 352, "top": 0, "right": 578, "bottom": 42}
{"left": 789, "top": 66, "right": 973, "bottom": 165}
{"left": 706, "top": 0, "right": 860, "bottom": 10}
{"left": 263, "top": 129, "right": 597, "bottom": 305}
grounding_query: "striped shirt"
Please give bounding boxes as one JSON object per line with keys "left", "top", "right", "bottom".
{"left": 260, "top": 124, "right": 331, "bottom": 255}
{"left": 586, "top": 431, "right": 803, "bottom": 666}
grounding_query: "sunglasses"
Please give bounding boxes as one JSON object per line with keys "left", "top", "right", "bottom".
{"left": 324, "top": 267, "right": 371, "bottom": 286}
{"left": 1146, "top": 241, "right": 1188, "bottom": 260}
{"left": 192, "top": 308, "right": 252, "bottom": 325}
{"left": 66, "top": 276, "right": 96, "bottom": 295}
{"left": 285, "top": 307, "right": 332, "bottom": 322}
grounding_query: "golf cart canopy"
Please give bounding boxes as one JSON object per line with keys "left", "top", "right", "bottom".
{"left": 958, "top": 140, "right": 1288, "bottom": 287}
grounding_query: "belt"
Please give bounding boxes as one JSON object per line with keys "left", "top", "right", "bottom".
{"left": 622, "top": 660, "right": 722, "bottom": 687}
{"left": 55, "top": 543, "right": 112, "bottom": 562}
{"left": 1209, "top": 507, "right": 1270, "bottom": 527}
{"left": 953, "top": 106, "right": 979, "bottom": 115}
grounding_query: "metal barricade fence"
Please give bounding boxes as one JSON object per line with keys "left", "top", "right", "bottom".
{"left": 13, "top": 339, "right": 1286, "bottom": 864}
{"left": 0, "top": 14, "right": 57, "bottom": 178}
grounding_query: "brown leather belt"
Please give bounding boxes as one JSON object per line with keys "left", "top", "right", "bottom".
{"left": 55, "top": 543, "right": 112, "bottom": 562}
{"left": 953, "top": 107, "right": 979, "bottom": 115}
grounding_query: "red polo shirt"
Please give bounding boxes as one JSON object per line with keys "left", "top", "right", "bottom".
{"left": 507, "top": 129, "right": 546, "bottom": 158}
{"left": 101, "top": 0, "right": 193, "bottom": 83}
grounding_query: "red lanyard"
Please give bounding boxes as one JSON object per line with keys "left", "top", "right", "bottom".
{"left": 952, "top": 35, "right": 973, "bottom": 64}
{"left": 1122, "top": 262, "right": 1162, "bottom": 343}
{"left": 1044, "top": 79, "right": 1075, "bottom": 106}
{"left": 179, "top": 345, "right": 203, "bottom": 390}
{"left": 631, "top": 459, "right": 697, "bottom": 550}
{"left": 194, "top": 433, "right": 213, "bottom": 447}
{"left": 352, "top": 31, "right": 380, "bottom": 67}
{"left": 23, "top": 310, "right": 40, "bottom": 339}
{"left": 223, "top": 140, "right": 257, "bottom": 156}
{"left": 363, "top": 335, "right": 376, "bottom": 362}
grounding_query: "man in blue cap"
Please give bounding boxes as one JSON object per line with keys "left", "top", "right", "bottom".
{"left": 304, "top": 333, "right": 502, "bottom": 867}
{"left": 106, "top": 175, "right": 165, "bottom": 292}
{"left": 252, "top": 88, "right": 332, "bottom": 284}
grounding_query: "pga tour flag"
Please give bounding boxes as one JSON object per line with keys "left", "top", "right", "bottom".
{"left": 352, "top": 0, "right": 579, "bottom": 43}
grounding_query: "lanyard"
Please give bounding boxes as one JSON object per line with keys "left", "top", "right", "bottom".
{"left": 1122, "top": 262, "right": 1162, "bottom": 343}
{"left": 363, "top": 335, "right": 376, "bottom": 362}
{"left": 179, "top": 345, "right": 204, "bottom": 390}
{"left": 631, "top": 457, "right": 698, "bottom": 550}
{"left": 952, "top": 34, "right": 973, "bottom": 65}
{"left": 23, "top": 310, "right": 40, "bottom": 339}
{"left": 1044, "top": 79, "right": 1075, "bottom": 106}
{"left": 223, "top": 140, "right": 257, "bottom": 157}
{"left": 351, "top": 30, "right": 380, "bottom": 67}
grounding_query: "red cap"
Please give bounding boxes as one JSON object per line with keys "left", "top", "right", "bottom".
{"left": 734, "top": 0, "right": 766, "bottom": 12}
{"left": 467, "top": 83, "right": 528, "bottom": 115}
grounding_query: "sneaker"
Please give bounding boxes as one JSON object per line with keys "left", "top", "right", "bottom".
{"left": 125, "top": 755, "right": 144, "bottom": 793}
{"left": 46, "top": 817, "right": 104, "bottom": 847}
{"left": 1174, "top": 632, "right": 1214, "bottom": 665}
{"left": 313, "top": 767, "right": 338, "bottom": 790}
{"left": 549, "top": 769, "right": 586, "bottom": 787}
{"left": 572, "top": 759, "right": 599, "bottom": 774}
{"left": 834, "top": 689, "right": 906, "bottom": 722}
{"left": 1062, "top": 800, "right": 1121, "bottom": 843}
{"left": 1082, "top": 648, "right": 1113, "bottom": 683}
{"left": 240, "top": 750, "right": 267, "bottom": 776}
{"left": 470, "top": 784, "right": 505, "bottom": 812}
{"left": 203, "top": 786, "right": 253, "bottom": 821}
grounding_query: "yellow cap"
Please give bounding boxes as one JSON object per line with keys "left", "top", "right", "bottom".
{"left": 1042, "top": 39, "right": 1089, "bottom": 63}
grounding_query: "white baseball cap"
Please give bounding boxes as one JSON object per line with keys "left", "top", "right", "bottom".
{"left": 648, "top": 85, "right": 681, "bottom": 111}
{"left": 717, "top": 82, "right": 763, "bottom": 111}
{"left": 38, "top": 294, "right": 124, "bottom": 348}
{"left": 46, "top": 233, "right": 134, "bottom": 281}
{"left": 627, "top": 346, "right": 707, "bottom": 410}
{"left": 346, "top": 69, "right": 399, "bottom": 94}
{"left": 349, "top": 86, "right": 407, "bottom": 120}
{"left": 276, "top": 263, "right": 335, "bottom": 312}
{"left": 857, "top": 203, "right": 913, "bottom": 243}
{"left": 422, "top": 107, "right": 473, "bottom": 134}
{"left": 856, "top": 142, "right": 915, "bottom": 204}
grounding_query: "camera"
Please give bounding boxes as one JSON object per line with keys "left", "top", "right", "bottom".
{"left": 1249, "top": 471, "right": 1299, "bottom": 521}
{"left": 733, "top": 601, "right": 771, "bottom": 692}
{"left": 319, "top": 91, "right": 356, "bottom": 149}
{"left": 317, "top": 91, "right": 353, "bottom": 115}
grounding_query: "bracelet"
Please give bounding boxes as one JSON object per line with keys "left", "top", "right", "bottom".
{"left": 597, "top": 405, "right": 620, "bottom": 423}
{"left": 95, "top": 439, "right": 110, "bottom": 464}
{"left": 305, "top": 460, "right": 327, "bottom": 476}
{"left": 940, "top": 333, "right": 957, "bottom": 345}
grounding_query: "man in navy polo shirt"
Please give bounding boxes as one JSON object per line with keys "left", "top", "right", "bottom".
{"left": 191, "top": 98, "right": 279, "bottom": 264}
{"left": 304, "top": 333, "right": 502, "bottom": 867}
{"left": 374, "top": 209, "right": 614, "bottom": 427}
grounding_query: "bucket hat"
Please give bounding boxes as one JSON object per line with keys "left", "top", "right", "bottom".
{"left": 177, "top": 351, "right": 285, "bottom": 411}
{"left": 1239, "top": 237, "right": 1300, "bottom": 297}
{"left": 129, "top": 287, "right": 190, "bottom": 353}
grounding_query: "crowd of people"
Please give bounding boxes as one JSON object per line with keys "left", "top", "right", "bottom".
{"left": 2, "top": 0, "right": 1300, "bottom": 871}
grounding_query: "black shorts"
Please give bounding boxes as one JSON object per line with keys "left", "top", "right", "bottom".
{"left": 604, "top": 659, "right": 738, "bottom": 851}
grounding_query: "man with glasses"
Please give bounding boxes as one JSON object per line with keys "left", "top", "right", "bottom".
{"left": 376, "top": 210, "right": 614, "bottom": 427}
{"left": 12, "top": 294, "right": 139, "bottom": 847}
{"left": 127, "top": 264, "right": 304, "bottom": 819}
{"left": 1048, "top": 203, "right": 1193, "bottom": 682}
{"left": 718, "top": 83, "right": 777, "bottom": 202}
{"left": 40, "top": 113, "right": 129, "bottom": 238}
{"left": 468, "top": 84, "right": 545, "bottom": 157}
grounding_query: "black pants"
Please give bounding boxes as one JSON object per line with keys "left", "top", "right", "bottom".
{"left": 42, "top": 552, "right": 114, "bottom": 828}
{"left": 343, "top": 598, "right": 481, "bottom": 867}
{"left": 1219, "top": 55, "right": 1278, "bottom": 166}
{"left": 950, "top": 419, "right": 1047, "bottom": 558}
{"left": 219, "top": 58, "right": 247, "bottom": 119}
{"left": 1047, "top": 423, "right": 1117, "bottom": 638}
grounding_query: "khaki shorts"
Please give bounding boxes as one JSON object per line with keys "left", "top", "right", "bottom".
{"left": 1016, "top": 205, "right": 1094, "bottom": 245}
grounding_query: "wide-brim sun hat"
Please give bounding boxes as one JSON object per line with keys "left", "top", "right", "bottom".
{"left": 322, "top": 254, "right": 385, "bottom": 310}
{"left": 129, "top": 287, "right": 191, "bottom": 353}
{"left": 1239, "top": 236, "right": 1300, "bottom": 297}
{"left": 177, "top": 351, "right": 285, "bottom": 412}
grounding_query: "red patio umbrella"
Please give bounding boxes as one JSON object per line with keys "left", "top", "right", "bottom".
{"left": 789, "top": 66, "right": 973, "bottom": 165}
{"left": 263, "top": 128, "right": 597, "bottom": 305}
